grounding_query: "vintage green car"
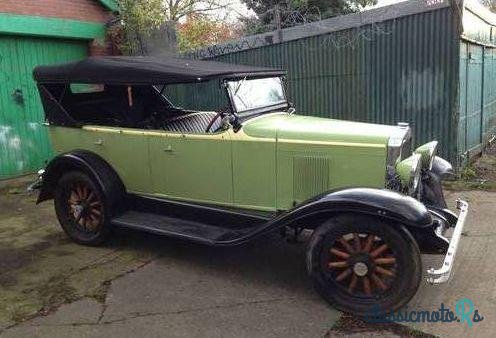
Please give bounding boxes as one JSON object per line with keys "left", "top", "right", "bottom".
{"left": 33, "top": 56, "right": 468, "bottom": 315}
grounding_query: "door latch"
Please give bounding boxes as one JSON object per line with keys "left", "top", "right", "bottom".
{"left": 93, "top": 139, "right": 103, "bottom": 146}
{"left": 164, "top": 145, "right": 173, "bottom": 152}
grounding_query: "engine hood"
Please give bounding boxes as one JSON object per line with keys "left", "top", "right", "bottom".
{"left": 242, "top": 112, "right": 403, "bottom": 146}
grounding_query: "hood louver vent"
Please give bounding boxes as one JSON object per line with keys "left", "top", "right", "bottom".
{"left": 293, "top": 156, "right": 330, "bottom": 204}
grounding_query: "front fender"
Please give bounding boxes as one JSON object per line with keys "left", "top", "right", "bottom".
{"left": 272, "top": 187, "right": 433, "bottom": 229}
{"left": 431, "top": 156, "right": 454, "bottom": 179}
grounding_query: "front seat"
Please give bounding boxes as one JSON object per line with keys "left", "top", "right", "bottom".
{"left": 162, "top": 112, "right": 222, "bottom": 133}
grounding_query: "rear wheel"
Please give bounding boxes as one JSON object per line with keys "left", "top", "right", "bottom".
{"left": 54, "top": 171, "right": 111, "bottom": 246}
{"left": 306, "top": 214, "right": 422, "bottom": 316}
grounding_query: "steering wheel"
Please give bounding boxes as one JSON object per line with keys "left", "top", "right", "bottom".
{"left": 205, "top": 108, "right": 228, "bottom": 133}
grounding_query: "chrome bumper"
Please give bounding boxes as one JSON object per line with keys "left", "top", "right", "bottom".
{"left": 27, "top": 169, "right": 45, "bottom": 192}
{"left": 427, "top": 199, "right": 469, "bottom": 284}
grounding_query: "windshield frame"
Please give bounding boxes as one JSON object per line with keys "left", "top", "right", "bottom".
{"left": 224, "top": 76, "right": 289, "bottom": 117}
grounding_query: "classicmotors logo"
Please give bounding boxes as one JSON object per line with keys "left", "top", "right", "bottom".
{"left": 365, "top": 298, "right": 484, "bottom": 328}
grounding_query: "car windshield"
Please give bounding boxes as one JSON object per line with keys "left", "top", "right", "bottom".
{"left": 227, "top": 77, "right": 287, "bottom": 114}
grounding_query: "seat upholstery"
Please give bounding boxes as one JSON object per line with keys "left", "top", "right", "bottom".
{"left": 162, "top": 112, "right": 222, "bottom": 133}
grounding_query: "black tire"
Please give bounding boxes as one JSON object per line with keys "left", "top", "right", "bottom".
{"left": 54, "top": 171, "right": 112, "bottom": 246}
{"left": 306, "top": 214, "right": 422, "bottom": 316}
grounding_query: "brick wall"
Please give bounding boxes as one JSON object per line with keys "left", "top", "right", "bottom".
{"left": 0, "top": 0, "right": 115, "bottom": 56}
{"left": 0, "top": 0, "right": 111, "bottom": 23}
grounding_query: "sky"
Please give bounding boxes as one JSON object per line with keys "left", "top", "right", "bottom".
{"left": 220, "top": 0, "right": 409, "bottom": 22}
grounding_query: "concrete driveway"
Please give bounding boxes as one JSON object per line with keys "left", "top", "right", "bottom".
{"left": 1, "top": 183, "right": 495, "bottom": 337}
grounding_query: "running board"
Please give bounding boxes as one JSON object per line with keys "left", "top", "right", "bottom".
{"left": 111, "top": 210, "right": 266, "bottom": 245}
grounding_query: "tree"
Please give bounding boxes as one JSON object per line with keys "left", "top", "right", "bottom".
{"left": 240, "top": 0, "right": 377, "bottom": 34}
{"left": 164, "top": 0, "right": 231, "bottom": 22}
{"left": 480, "top": 0, "right": 496, "bottom": 12}
{"left": 112, "top": 0, "right": 165, "bottom": 54}
{"left": 177, "top": 15, "right": 240, "bottom": 51}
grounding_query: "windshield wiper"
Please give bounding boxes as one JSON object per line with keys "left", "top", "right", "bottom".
{"left": 233, "top": 77, "right": 247, "bottom": 96}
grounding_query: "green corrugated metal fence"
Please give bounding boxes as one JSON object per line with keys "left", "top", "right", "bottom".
{"left": 0, "top": 35, "right": 87, "bottom": 179}
{"left": 458, "top": 41, "right": 496, "bottom": 159}
{"left": 197, "top": 6, "right": 461, "bottom": 163}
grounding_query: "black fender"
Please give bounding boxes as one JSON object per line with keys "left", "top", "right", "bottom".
{"left": 37, "top": 150, "right": 126, "bottom": 216}
{"left": 270, "top": 187, "right": 433, "bottom": 230}
{"left": 420, "top": 156, "right": 453, "bottom": 209}
{"left": 431, "top": 156, "right": 454, "bottom": 179}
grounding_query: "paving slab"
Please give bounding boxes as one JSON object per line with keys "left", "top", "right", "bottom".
{"left": 3, "top": 190, "right": 496, "bottom": 337}
{"left": 404, "top": 190, "right": 496, "bottom": 337}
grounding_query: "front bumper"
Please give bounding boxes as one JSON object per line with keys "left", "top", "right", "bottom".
{"left": 426, "top": 199, "right": 469, "bottom": 284}
{"left": 27, "top": 169, "right": 45, "bottom": 192}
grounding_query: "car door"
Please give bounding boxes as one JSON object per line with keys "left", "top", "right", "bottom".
{"left": 49, "top": 126, "right": 152, "bottom": 194}
{"left": 148, "top": 129, "right": 233, "bottom": 206}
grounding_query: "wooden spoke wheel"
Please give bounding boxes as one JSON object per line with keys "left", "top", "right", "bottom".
{"left": 327, "top": 233, "right": 398, "bottom": 297}
{"left": 306, "top": 214, "right": 422, "bottom": 316}
{"left": 54, "top": 171, "right": 112, "bottom": 246}
{"left": 67, "top": 181, "right": 104, "bottom": 233}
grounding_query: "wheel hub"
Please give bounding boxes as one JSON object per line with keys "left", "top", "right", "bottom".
{"left": 353, "top": 262, "right": 368, "bottom": 276}
{"left": 73, "top": 204, "right": 84, "bottom": 219}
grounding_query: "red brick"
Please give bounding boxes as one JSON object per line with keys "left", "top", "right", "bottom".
{"left": 0, "top": 0, "right": 117, "bottom": 56}
{"left": 0, "top": 0, "right": 112, "bottom": 23}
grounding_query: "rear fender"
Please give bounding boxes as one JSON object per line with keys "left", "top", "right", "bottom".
{"left": 37, "top": 150, "right": 125, "bottom": 215}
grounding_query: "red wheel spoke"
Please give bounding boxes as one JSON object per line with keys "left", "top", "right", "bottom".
{"left": 81, "top": 185, "right": 89, "bottom": 200}
{"left": 374, "top": 257, "right": 396, "bottom": 265}
{"left": 362, "top": 276, "right": 372, "bottom": 295}
{"left": 339, "top": 238, "right": 355, "bottom": 253}
{"left": 375, "top": 266, "right": 395, "bottom": 277}
{"left": 362, "top": 235, "right": 375, "bottom": 252}
{"left": 353, "top": 233, "right": 361, "bottom": 252}
{"left": 328, "top": 261, "right": 348, "bottom": 269}
{"left": 370, "top": 244, "right": 388, "bottom": 258}
{"left": 76, "top": 185, "right": 84, "bottom": 199}
{"left": 371, "top": 272, "right": 388, "bottom": 290}
{"left": 348, "top": 274, "right": 358, "bottom": 293}
{"left": 330, "top": 248, "right": 350, "bottom": 260}
{"left": 336, "top": 268, "right": 352, "bottom": 282}
{"left": 91, "top": 209, "right": 102, "bottom": 216}
{"left": 86, "top": 192, "right": 95, "bottom": 203}
{"left": 69, "top": 191, "right": 79, "bottom": 204}
{"left": 78, "top": 216, "right": 85, "bottom": 227}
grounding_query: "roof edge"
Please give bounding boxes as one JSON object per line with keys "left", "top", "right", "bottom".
{"left": 0, "top": 13, "right": 106, "bottom": 40}
{"left": 188, "top": 0, "right": 451, "bottom": 59}
{"left": 97, "top": 0, "right": 119, "bottom": 12}
{"left": 465, "top": 0, "right": 496, "bottom": 26}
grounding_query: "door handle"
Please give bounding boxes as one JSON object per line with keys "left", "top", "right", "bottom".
{"left": 93, "top": 139, "right": 103, "bottom": 146}
{"left": 163, "top": 145, "right": 173, "bottom": 152}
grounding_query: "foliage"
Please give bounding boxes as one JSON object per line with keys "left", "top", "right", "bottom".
{"left": 112, "top": 0, "right": 166, "bottom": 54}
{"left": 164, "top": 0, "right": 231, "bottom": 22}
{"left": 111, "top": 0, "right": 235, "bottom": 54}
{"left": 240, "top": 0, "right": 377, "bottom": 34}
{"left": 177, "top": 16, "right": 240, "bottom": 52}
{"left": 480, "top": 0, "right": 496, "bottom": 12}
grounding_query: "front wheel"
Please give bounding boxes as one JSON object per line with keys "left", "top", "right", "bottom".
{"left": 54, "top": 171, "right": 112, "bottom": 246}
{"left": 306, "top": 214, "right": 422, "bottom": 316}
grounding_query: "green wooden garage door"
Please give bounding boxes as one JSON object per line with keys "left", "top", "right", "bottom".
{"left": 0, "top": 35, "right": 87, "bottom": 179}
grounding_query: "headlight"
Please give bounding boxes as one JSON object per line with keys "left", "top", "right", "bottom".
{"left": 395, "top": 154, "right": 422, "bottom": 195}
{"left": 386, "top": 123, "right": 412, "bottom": 167}
{"left": 414, "top": 141, "right": 438, "bottom": 170}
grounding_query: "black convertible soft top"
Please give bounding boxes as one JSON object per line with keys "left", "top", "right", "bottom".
{"left": 33, "top": 56, "right": 285, "bottom": 85}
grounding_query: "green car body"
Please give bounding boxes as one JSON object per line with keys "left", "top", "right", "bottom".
{"left": 32, "top": 56, "right": 468, "bottom": 316}
{"left": 48, "top": 113, "right": 397, "bottom": 212}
